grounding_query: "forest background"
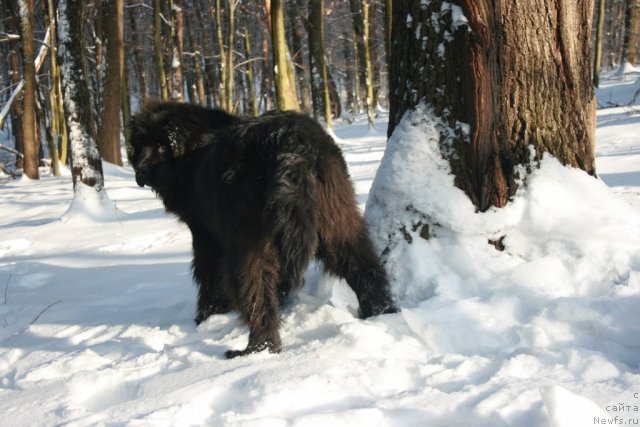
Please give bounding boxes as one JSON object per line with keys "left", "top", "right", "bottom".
{"left": 0, "top": 0, "right": 638, "bottom": 180}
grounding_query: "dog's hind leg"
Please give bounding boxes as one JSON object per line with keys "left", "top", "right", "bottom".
{"left": 191, "top": 232, "right": 231, "bottom": 325}
{"left": 315, "top": 156, "right": 397, "bottom": 319}
{"left": 225, "top": 240, "right": 282, "bottom": 358}
{"left": 268, "top": 153, "right": 318, "bottom": 305}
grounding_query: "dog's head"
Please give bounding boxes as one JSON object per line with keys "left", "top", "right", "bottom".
{"left": 128, "top": 101, "right": 240, "bottom": 189}
{"left": 127, "top": 102, "right": 182, "bottom": 190}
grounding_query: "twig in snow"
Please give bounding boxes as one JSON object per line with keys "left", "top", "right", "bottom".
{"left": 3, "top": 273, "right": 11, "bottom": 305}
{"left": 30, "top": 300, "right": 62, "bottom": 325}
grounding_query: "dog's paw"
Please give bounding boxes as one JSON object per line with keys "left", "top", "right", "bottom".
{"left": 225, "top": 339, "right": 282, "bottom": 359}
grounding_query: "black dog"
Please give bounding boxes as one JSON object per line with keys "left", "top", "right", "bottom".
{"left": 128, "top": 101, "right": 397, "bottom": 358}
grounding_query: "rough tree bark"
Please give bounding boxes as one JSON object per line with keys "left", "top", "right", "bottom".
{"left": 58, "top": 0, "right": 105, "bottom": 191}
{"left": 18, "top": 0, "right": 40, "bottom": 179}
{"left": 96, "top": 0, "right": 124, "bottom": 166}
{"left": 388, "top": 0, "right": 596, "bottom": 212}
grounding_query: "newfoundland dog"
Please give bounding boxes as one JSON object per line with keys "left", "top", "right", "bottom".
{"left": 128, "top": 101, "right": 397, "bottom": 358}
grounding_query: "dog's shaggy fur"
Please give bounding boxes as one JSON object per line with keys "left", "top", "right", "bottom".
{"left": 128, "top": 101, "right": 397, "bottom": 358}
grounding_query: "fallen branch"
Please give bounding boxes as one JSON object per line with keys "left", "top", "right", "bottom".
{"left": 0, "top": 144, "right": 23, "bottom": 157}
{"left": 0, "top": 26, "right": 50, "bottom": 130}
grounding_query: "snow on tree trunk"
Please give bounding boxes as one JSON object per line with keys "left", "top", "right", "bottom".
{"left": 367, "top": 0, "right": 597, "bottom": 278}
{"left": 386, "top": 0, "right": 596, "bottom": 213}
{"left": 58, "top": 0, "right": 116, "bottom": 222}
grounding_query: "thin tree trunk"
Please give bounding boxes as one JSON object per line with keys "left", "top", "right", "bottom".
{"left": 94, "top": 0, "right": 104, "bottom": 86}
{"left": 260, "top": 16, "right": 274, "bottom": 111}
{"left": 343, "top": 32, "right": 357, "bottom": 115}
{"left": 308, "top": 0, "right": 332, "bottom": 128}
{"left": 171, "top": 0, "right": 185, "bottom": 101}
{"left": 46, "top": 0, "right": 63, "bottom": 175}
{"left": 7, "top": 9, "right": 24, "bottom": 169}
{"left": 184, "top": 8, "right": 206, "bottom": 106}
{"left": 289, "top": 0, "right": 311, "bottom": 113}
{"left": 128, "top": 6, "right": 148, "bottom": 99}
{"left": 19, "top": 0, "right": 40, "bottom": 179}
{"left": 122, "top": 59, "right": 131, "bottom": 146}
{"left": 269, "top": 0, "right": 300, "bottom": 111}
{"left": 153, "top": 0, "right": 169, "bottom": 100}
{"left": 224, "top": 0, "right": 235, "bottom": 112}
{"left": 594, "top": 0, "right": 606, "bottom": 87}
{"left": 361, "top": 0, "right": 376, "bottom": 127}
{"left": 349, "top": 0, "right": 366, "bottom": 112}
{"left": 389, "top": 0, "right": 596, "bottom": 212}
{"left": 96, "top": 0, "right": 123, "bottom": 166}
{"left": 243, "top": 15, "right": 259, "bottom": 116}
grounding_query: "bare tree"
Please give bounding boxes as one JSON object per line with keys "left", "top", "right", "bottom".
{"left": 620, "top": 0, "right": 640, "bottom": 67}
{"left": 58, "top": 0, "right": 105, "bottom": 191}
{"left": 308, "top": 0, "right": 333, "bottom": 128}
{"left": 269, "top": 0, "right": 299, "bottom": 111}
{"left": 594, "top": 0, "right": 607, "bottom": 87}
{"left": 18, "top": 0, "right": 40, "bottom": 179}
{"left": 153, "top": 0, "right": 169, "bottom": 100}
{"left": 96, "top": 0, "right": 124, "bottom": 165}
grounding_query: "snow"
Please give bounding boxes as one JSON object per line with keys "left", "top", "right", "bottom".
{"left": 1, "top": 74, "right": 640, "bottom": 426}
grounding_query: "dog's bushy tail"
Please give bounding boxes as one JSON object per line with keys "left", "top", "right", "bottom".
{"left": 267, "top": 152, "right": 318, "bottom": 297}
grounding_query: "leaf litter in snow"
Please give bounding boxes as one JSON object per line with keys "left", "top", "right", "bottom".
{"left": 0, "top": 75, "right": 640, "bottom": 426}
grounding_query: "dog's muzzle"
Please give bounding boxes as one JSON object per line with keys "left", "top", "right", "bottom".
{"left": 135, "top": 172, "right": 146, "bottom": 188}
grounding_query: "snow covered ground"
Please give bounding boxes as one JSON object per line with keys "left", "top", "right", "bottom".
{"left": 1, "top": 73, "right": 640, "bottom": 426}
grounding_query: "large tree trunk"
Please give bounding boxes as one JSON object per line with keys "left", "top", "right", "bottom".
{"left": 388, "top": 0, "right": 596, "bottom": 212}
{"left": 19, "top": 0, "right": 40, "bottom": 179}
{"left": 96, "top": 0, "right": 123, "bottom": 166}
{"left": 58, "top": 0, "right": 105, "bottom": 191}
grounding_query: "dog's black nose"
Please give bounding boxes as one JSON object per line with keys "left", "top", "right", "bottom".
{"left": 135, "top": 172, "right": 146, "bottom": 187}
